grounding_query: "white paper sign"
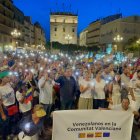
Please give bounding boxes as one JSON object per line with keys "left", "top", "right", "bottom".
{"left": 52, "top": 110, "right": 134, "bottom": 140}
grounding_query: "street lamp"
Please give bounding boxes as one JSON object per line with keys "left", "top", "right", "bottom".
{"left": 136, "top": 39, "right": 140, "bottom": 56}
{"left": 11, "top": 29, "right": 21, "bottom": 37}
{"left": 15, "top": 41, "right": 18, "bottom": 49}
{"left": 113, "top": 34, "right": 123, "bottom": 52}
{"left": 25, "top": 43, "right": 28, "bottom": 50}
{"left": 11, "top": 29, "right": 21, "bottom": 50}
{"left": 114, "top": 45, "right": 117, "bottom": 52}
{"left": 65, "top": 34, "right": 72, "bottom": 54}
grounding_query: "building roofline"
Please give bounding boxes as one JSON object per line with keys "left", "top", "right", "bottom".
{"left": 81, "top": 28, "right": 88, "bottom": 33}
{"left": 9, "top": 0, "right": 13, "bottom": 3}
{"left": 89, "top": 13, "right": 122, "bottom": 25}
{"left": 50, "top": 12, "right": 78, "bottom": 16}
{"left": 89, "top": 19, "right": 100, "bottom": 25}
{"left": 101, "top": 13, "right": 122, "bottom": 20}
{"left": 24, "top": 16, "right": 32, "bottom": 23}
{"left": 13, "top": 5, "right": 24, "bottom": 15}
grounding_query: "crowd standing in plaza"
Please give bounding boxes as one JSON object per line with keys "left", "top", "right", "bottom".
{"left": 0, "top": 50, "right": 140, "bottom": 140}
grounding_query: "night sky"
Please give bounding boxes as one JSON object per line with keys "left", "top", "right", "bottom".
{"left": 13, "top": 0, "right": 140, "bottom": 40}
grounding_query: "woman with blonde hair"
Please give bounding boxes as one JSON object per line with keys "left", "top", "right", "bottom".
{"left": 78, "top": 72, "right": 94, "bottom": 109}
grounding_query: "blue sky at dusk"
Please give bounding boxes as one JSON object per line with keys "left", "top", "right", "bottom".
{"left": 13, "top": 0, "right": 140, "bottom": 40}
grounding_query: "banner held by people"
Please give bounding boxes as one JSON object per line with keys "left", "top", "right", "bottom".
{"left": 52, "top": 110, "right": 134, "bottom": 140}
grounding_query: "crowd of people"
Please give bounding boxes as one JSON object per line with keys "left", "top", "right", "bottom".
{"left": 0, "top": 51, "right": 140, "bottom": 140}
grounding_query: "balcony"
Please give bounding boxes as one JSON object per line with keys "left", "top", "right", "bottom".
{"left": 18, "top": 38, "right": 25, "bottom": 42}
{"left": 0, "top": 12, "right": 13, "bottom": 22}
{"left": 25, "top": 34, "right": 30, "bottom": 37}
{"left": 2, "top": 1, "right": 13, "bottom": 10}
{"left": 4, "top": 6, "right": 13, "bottom": 14}
{"left": 0, "top": 3, "right": 13, "bottom": 14}
{"left": 0, "top": 18, "right": 13, "bottom": 28}
{"left": 25, "top": 26, "right": 30, "bottom": 30}
{"left": 0, "top": 30, "right": 11, "bottom": 36}
{"left": 0, "top": 22, "right": 13, "bottom": 30}
{"left": 4, "top": 9, "right": 14, "bottom": 17}
{"left": 0, "top": 25, "right": 12, "bottom": 36}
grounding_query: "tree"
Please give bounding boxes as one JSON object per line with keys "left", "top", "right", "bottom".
{"left": 124, "top": 36, "right": 139, "bottom": 52}
{"left": 87, "top": 45, "right": 100, "bottom": 52}
{"left": 45, "top": 41, "right": 101, "bottom": 54}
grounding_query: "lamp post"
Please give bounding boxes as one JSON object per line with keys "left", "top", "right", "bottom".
{"left": 114, "top": 45, "right": 117, "bottom": 53}
{"left": 65, "top": 34, "right": 72, "bottom": 53}
{"left": 113, "top": 34, "right": 123, "bottom": 52}
{"left": 16, "top": 41, "right": 18, "bottom": 48}
{"left": 50, "top": 41, "right": 53, "bottom": 53}
{"left": 11, "top": 29, "right": 21, "bottom": 50}
{"left": 24, "top": 43, "right": 28, "bottom": 52}
{"left": 136, "top": 39, "right": 140, "bottom": 57}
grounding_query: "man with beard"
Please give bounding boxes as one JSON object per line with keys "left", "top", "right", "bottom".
{"left": 55, "top": 68, "right": 77, "bottom": 110}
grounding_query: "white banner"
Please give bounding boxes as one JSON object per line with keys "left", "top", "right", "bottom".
{"left": 52, "top": 110, "right": 134, "bottom": 140}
